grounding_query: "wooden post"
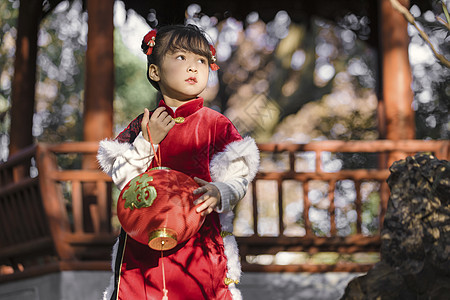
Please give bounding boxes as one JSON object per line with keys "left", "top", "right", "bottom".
{"left": 36, "top": 144, "right": 75, "bottom": 260}
{"left": 379, "top": 0, "right": 415, "bottom": 165}
{"left": 83, "top": 0, "right": 114, "bottom": 146}
{"left": 83, "top": 0, "right": 114, "bottom": 231}
{"left": 9, "top": 0, "right": 43, "bottom": 180}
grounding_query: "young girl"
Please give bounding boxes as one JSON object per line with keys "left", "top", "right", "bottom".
{"left": 97, "top": 24, "right": 259, "bottom": 300}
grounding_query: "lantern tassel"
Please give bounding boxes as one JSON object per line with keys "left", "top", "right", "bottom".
{"left": 162, "top": 289, "right": 168, "bottom": 300}
{"left": 161, "top": 242, "right": 169, "bottom": 300}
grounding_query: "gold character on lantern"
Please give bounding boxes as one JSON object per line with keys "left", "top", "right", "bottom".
{"left": 123, "top": 173, "right": 157, "bottom": 210}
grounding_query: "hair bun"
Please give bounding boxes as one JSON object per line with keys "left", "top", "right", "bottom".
{"left": 141, "top": 40, "right": 149, "bottom": 54}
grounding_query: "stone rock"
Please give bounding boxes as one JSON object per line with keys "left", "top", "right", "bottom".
{"left": 341, "top": 153, "right": 450, "bottom": 300}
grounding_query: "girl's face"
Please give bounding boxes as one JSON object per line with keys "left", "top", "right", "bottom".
{"left": 149, "top": 50, "right": 209, "bottom": 104}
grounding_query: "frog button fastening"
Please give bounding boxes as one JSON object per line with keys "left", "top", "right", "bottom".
{"left": 173, "top": 117, "right": 185, "bottom": 124}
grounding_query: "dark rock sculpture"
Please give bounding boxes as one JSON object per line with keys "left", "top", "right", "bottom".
{"left": 341, "top": 153, "right": 450, "bottom": 300}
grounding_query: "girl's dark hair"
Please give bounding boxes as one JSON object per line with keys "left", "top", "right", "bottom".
{"left": 141, "top": 24, "right": 212, "bottom": 91}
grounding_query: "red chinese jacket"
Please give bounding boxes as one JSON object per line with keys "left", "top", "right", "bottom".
{"left": 97, "top": 98, "right": 259, "bottom": 300}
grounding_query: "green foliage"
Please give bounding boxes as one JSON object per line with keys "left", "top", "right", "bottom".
{"left": 113, "top": 29, "right": 157, "bottom": 133}
{"left": 35, "top": 1, "right": 159, "bottom": 141}
{"left": 34, "top": 0, "right": 86, "bottom": 143}
{"left": 0, "top": 0, "right": 158, "bottom": 152}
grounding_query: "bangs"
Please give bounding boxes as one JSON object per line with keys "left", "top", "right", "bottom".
{"left": 165, "top": 31, "right": 211, "bottom": 62}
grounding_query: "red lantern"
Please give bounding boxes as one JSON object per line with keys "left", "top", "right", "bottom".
{"left": 117, "top": 167, "right": 205, "bottom": 250}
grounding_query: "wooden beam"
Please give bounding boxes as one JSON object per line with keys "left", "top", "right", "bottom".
{"left": 0, "top": 261, "right": 112, "bottom": 283}
{"left": 256, "top": 170, "right": 390, "bottom": 181}
{"left": 257, "top": 140, "right": 448, "bottom": 154}
{"left": 241, "top": 262, "right": 375, "bottom": 273}
{"left": 0, "top": 237, "right": 53, "bottom": 261}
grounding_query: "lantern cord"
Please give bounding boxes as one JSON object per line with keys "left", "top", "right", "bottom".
{"left": 161, "top": 241, "right": 169, "bottom": 300}
{"left": 146, "top": 124, "right": 162, "bottom": 167}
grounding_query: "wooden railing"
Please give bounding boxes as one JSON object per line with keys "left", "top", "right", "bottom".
{"left": 236, "top": 140, "right": 449, "bottom": 272}
{"left": 0, "top": 143, "right": 115, "bottom": 282}
{"left": 0, "top": 140, "right": 448, "bottom": 281}
{"left": 36, "top": 143, "right": 116, "bottom": 263}
{"left": 0, "top": 145, "right": 54, "bottom": 280}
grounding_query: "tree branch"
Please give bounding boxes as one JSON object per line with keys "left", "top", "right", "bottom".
{"left": 389, "top": 0, "right": 450, "bottom": 68}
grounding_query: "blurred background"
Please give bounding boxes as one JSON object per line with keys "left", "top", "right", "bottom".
{"left": 1, "top": 0, "right": 448, "bottom": 243}
{"left": 0, "top": 0, "right": 449, "bottom": 299}
{"left": 0, "top": 0, "right": 448, "bottom": 156}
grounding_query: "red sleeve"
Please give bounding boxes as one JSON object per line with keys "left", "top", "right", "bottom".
{"left": 213, "top": 115, "right": 243, "bottom": 154}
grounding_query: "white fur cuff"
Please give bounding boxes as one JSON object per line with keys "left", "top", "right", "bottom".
{"left": 210, "top": 136, "right": 260, "bottom": 183}
{"left": 97, "top": 139, "right": 133, "bottom": 176}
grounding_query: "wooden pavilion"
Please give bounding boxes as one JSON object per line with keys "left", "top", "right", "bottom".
{"left": 1, "top": 0, "right": 449, "bottom": 290}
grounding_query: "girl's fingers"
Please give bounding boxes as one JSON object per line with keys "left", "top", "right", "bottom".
{"left": 167, "top": 119, "right": 175, "bottom": 129}
{"left": 200, "top": 207, "right": 213, "bottom": 216}
{"left": 141, "top": 108, "right": 150, "bottom": 128}
{"left": 194, "top": 177, "right": 209, "bottom": 186}
{"left": 150, "top": 108, "right": 159, "bottom": 120}
{"left": 193, "top": 191, "right": 209, "bottom": 204}
{"left": 163, "top": 115, "right": 174, "bottom": 126}
{"left": 155, "top": 112, "right": 168, "bottom": 122}
{"left": 193, "top": 178, "right": 210, "bottom": 195}
{"left": 143, "top": 108, "right": 150, "bottom": 121}
{"left": 152, "top": 106, "right": 166, "bottom": 118}
{"left": 152, "top": 109, "right": 175, "bottom": 128}
{"left": 193, "top": 186, "right": 206, "bottom": 195}
{"left": 141, "top": 108, "right": 150, "bottom": 141}
{"left": 195, "top": 198, "right": 214, "bottom": 214}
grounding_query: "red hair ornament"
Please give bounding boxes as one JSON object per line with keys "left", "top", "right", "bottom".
{"left": 209, "top": 44, "right": 220, "bottom": 71}
{"left": 143, "top": 29, "right": 157, "bottom": 56}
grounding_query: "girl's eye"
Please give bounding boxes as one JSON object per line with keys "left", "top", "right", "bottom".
{"left": 176, "top": 55, "right": 185, "bottom": 60}
{"left": 198, "top": 58, "right": 206, "bottom": 64}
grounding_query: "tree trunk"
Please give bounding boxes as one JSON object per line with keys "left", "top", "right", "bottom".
{"left": 82, "top": 0, "right": 114, "bottom": 232}
{"left": 379, "top": 0, "right": 415, "bottom": 164}
{"left": 9, "top": 0, "right": 43, "bottom": 179}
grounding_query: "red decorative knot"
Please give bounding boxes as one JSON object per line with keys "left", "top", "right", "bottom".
{"left": 209, "top": 44, "right": 220, "bottom": 71}
{"left": 143, "top": 29, "right": 157, "bottom": 56}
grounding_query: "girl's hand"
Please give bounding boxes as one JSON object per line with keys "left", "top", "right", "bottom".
{"left": 141, "top": 107, "right": 175, "bottom": 144}
{"left": 193, "top": 177, "right": 221, "bottom": 216}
